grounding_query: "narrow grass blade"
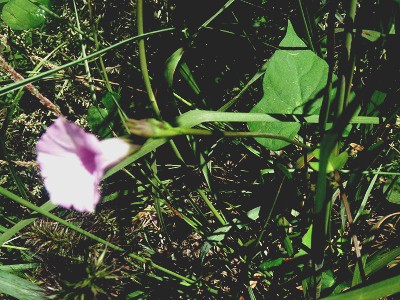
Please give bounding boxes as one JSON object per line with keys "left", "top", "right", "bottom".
{"left": 323, "top": 274, "right": 400, "bottom": 300}
{"left": 0, "top": 271, "right": 45, "bottom": 300}
{"left": 0, "top": 28, "right": 174, "bottom": 96}
{"left": 0, "top": 264, "right": 38, "bottom": 272}
{"left": 218, "top": 61, "right": 267, "bottom": 112}
{"left": 165, "top": 47, "right": 184, "bottom": 87}
{"left": 364, "top": 247, "right": 400, "bottom": 278}
{"left": 354, "top": 165, "right": 381, "bottom": 222}
{"left": 197, "top": 0, "right": 237, "bottom": 32}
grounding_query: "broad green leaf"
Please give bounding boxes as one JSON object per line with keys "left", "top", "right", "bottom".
{"left": 352, "top": 255, "right": 368, "bottom": 287}
{"left": 259, "top": 257, "right": 285, "bottom": 270}
{"left": 353, "top": 245, "right": 400, "bottom": 287}
{"left": 361, "top": 30, "right": 382, "bottom": 42}
{"left": 248, "top": 20, "right": 329, "bottom": 150}
{"left": 87, "top": 92, "right": 120, "bottom": 138}
{"left": 200, "top": 241, "right": 212, "bottom": 265}
{"left": 179, "top": 63, "right": 201, "bottom": 95}
{"left": 165, "top": 47, "right": 184, "bottom": 87}
{"left": 0, "top": 264, "right": 38, "bottom": 272}
{"left": 385, "top": 178, "right": 400, "bottom": 204}
{"left": 309, "top": 149, "right": 348, "bottom": 173}
{"left": 0, "top": 271, "right": 45, "bottom": 300}
{"left": 295, "top": 224, "right": 312, "bottom": 257}
{"left": 2, "top": 0, "right": 50, "bottom": 30}
{"left": 101, "top": 91, "right": 119, "bottom": 112}
{"left": 330, "top": 151, "right": 349, "bottom": 171}
{"left": 321, "top": 270, "right": 335, "bottom": 291}
{"left": 367, "top": 90, "right": 386, "bottom": 116}
{"left": 247, "top": 206, "right": 261, "bottom": 220}
{"left": 87, "top": 107, "right": 113, "bottom": 138}
{"left": 207, "top": 225, "right": 232, "bottom": 242}
{"left": 365, "top": 247, "right": 400, "bottom": 278}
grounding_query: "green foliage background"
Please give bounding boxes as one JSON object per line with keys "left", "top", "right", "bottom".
{"left": 0, "top": 0, "right": 399, "bottom": 299}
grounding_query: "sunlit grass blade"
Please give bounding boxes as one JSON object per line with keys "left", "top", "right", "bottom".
{"left": 323, "top": 274, "right": 400, "bottom": 300}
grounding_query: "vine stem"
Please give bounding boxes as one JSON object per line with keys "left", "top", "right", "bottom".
{"left": 127, "top": 119, "right": 312, "bottom": 150}
{"left": 137, "top": 0, "right": 161, "bottom": 118}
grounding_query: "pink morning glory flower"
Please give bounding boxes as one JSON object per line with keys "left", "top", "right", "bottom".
{"left": 36, "top": 117, "right": 136, "bottom": 212}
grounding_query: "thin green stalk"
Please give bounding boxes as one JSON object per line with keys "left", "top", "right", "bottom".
{"left": 337, "top": 0, "right": 358, "bottom": 115}
{"left": 88, "top": 0, "right": 112, "bottom": 92}
{"left": 87, "top": 0, "right": 129, "bottom": 133}
{"left": 0, "top": 186, "right": 195, "bottom": 284}
{"left": 255, "top": 177, "right": 285, "bottom": 247}
{"left": 137, "top": 0, "right": 161, "bottom": 117}
{"left": 313, "top": 1, "right": 359, "bottom": 289}
{"left": 297, "top": 0, "right": 315, "bottom": 52}
{"left": 136, "top": 0, "right": 185, "bottom": 163}
{"left": 319, "top": 1, "right": 339, "bottom": 132}
{"left": 72, "top": 0, "right": 97, "bottom": 102}
{"left": 128, "top": 120, "right": 312, "bottom": 150}
{"left": 344, "top": 0, "right": 359, "bottom": 108}
{"left": 312, "top": 98, "right": 362, "bottom": 298}
{"left": 176, "top": 110, "right": 383, "bottom": 126}
{"left": 197, "top": 189, "right": 227, "bottom": 226}
{"left": 197, "top": 0, "right": 237, "bottom": 32}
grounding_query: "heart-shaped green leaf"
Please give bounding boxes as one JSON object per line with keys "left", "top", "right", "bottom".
{"left": 87, "top": 92, "right": 120, "bottom": 138}
{"left": 248, "top": 20, "right": 330, "bottom": 150}
{"left": 2, "top": 0, "right": 50, "bottom": 30}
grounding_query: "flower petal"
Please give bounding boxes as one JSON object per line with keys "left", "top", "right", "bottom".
{"left": 36, "top": 117, "right": 104, "bottom": 212}
{"left": 98, "top": 138, "right": 138, "bottom": 170}
{"left": 36, "top": 116, "right": 101, "bottom": 158}
{"left": 39, "top": 153, "right": 102, "bottom": 212}
{"left": 36, "top": 117, "right": 134, "bottom": 212}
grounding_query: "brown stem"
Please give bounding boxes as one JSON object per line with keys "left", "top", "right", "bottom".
{"left": 0, "top": 55, "right": 61, "bottom": 116}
